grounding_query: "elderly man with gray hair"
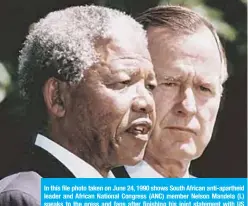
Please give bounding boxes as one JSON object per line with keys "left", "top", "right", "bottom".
{"left": 0, "top": 5, "right": 157, "bottom": 205}
{"left": 113, "top": 5, "right": 228, "bottom": 178}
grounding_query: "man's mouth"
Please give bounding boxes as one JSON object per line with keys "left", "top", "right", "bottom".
{"left": 166, "top": 126, "right": 197, "bottom": 135}
{"left": 126, "top": 119, "right": 152, "bottom": 135}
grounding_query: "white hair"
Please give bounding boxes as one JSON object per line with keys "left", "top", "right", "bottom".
{"left": 17, "top": 5, "right": 148, "bottom": 133}
{"left": 18, "top": 5, "right": 147, "bottom": 100}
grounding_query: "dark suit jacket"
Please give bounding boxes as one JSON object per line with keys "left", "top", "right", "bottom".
{"left": 21, "top": 145, "right": 75, "bottom": 178}
{"left": 0, "top": 145, "right": 75, "bottom": 206}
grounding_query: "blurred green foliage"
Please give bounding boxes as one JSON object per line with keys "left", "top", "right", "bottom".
{"left": 0, "top": 0, "right": 246, "bottom": 103}
{"left": 241, "top": 0, "right": 247, "bottom": 5}
{"left": 159, "top": 0, "right": 237, "bottom": 41}
{"left": 0, "top": 63, "right": 11, "bottom": 103}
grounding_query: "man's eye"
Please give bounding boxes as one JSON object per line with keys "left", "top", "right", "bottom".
{"left": 108, "top": 80, "right": 131, "bottom": 90}
{"left": 145, "top": 84, "right": 156, "bottom": 91}
{"left": 199, "top": 85, "right": 211, "bottom": 93}
{"left": 120, "top": 80, "right": 131, "bottom": 85}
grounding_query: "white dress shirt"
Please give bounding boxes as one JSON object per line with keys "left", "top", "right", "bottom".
{"left": 124, "top": 160, "right": 190, "bottom": 178}
{"left": 35, "top": 134, "right": 114, "bottom": 178}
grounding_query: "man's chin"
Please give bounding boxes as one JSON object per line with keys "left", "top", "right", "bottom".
{"left": 114, "top": 133, "right": 149, "bottom": 147}
{"left": 177, "top": 146, "right": 197, "bottom": 160}
{"left": 167, "top": 142, "right": 197, "bottom": 161}
{"left": 124, "top": 156, "right": 143, "bottom": 166}
{"left": 119, "top": 149, "right": 146, "bottom": 166}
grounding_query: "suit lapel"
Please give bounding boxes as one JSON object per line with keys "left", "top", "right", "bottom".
{"left": 24, "top": 145, "right": 75, "bottom": 178}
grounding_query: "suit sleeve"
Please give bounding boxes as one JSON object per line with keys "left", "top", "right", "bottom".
{"left": 0, "top": 190, "right": 40, "bottom": 206}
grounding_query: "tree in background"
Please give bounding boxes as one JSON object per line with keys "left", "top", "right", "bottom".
{"left": 0, "top": 0, "right": 245, "bottom": 102}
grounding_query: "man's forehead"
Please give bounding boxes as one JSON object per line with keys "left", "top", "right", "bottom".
{"left": 146, "top": 26, "right": 178, "bottom": 43}
{"left": 179, "top": 28, "right": 221, "bottom": 59}
{"left": 147, "top": 26, "right": 222, "bottom": 67}
{"left": 147, "top": 25, "right": 220, "bottom": 53}
{"left": 105, "top": 23, "right": 149, "bottom": 59}
{"left": 109, "top": 56, "right": 153, "bottom": 72}
{"left": 95, "top": 36, "right": 151, "bottom": 62}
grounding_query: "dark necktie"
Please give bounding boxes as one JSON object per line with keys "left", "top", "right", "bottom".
{"left": 112, "top": 166, "right": 130, "bottom": 178}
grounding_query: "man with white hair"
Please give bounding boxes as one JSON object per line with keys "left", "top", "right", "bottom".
{"left": 113, "top": 5, "right": 228, "bottom": 178}
{"left": 0, "top": 5, "right": 157, "bottom": 205}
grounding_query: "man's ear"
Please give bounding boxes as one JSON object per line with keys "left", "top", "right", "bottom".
{"left": 43, "top": 78, "right": 66, "bottom": 117}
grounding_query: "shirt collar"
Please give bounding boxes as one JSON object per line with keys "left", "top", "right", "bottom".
{"left": 35, "top": 134, "right": 114, "bottom": 178}
{"left": 125, "top": 160, "right": 190, "bottom": 178}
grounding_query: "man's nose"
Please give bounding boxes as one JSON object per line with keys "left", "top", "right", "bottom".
{"left": 175, "top": 87, "right": 197, "bottom": 116}
{"left": 131, "top": 85, "right": 154, "bottom": 114}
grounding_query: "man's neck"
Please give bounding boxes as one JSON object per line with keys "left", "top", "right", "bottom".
{"left": 144, "top": 152, "right": 190, "bottom": 178}
{"left": 51, "top": 132, "right": 111, "bottom": 177}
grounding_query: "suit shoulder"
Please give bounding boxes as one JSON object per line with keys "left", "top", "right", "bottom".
{"left": 0, "top": 189, "right": 40, "bottom": 206}
{"left": 0, "top": 171, "right": 41, "bottom": 205}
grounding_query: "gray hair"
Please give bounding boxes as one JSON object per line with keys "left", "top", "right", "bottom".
{"left": 18, "top": 5, "right": 147, "bottom": 133}
{"left": 136, "top": 5, "right": 228, "bottom": 84}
